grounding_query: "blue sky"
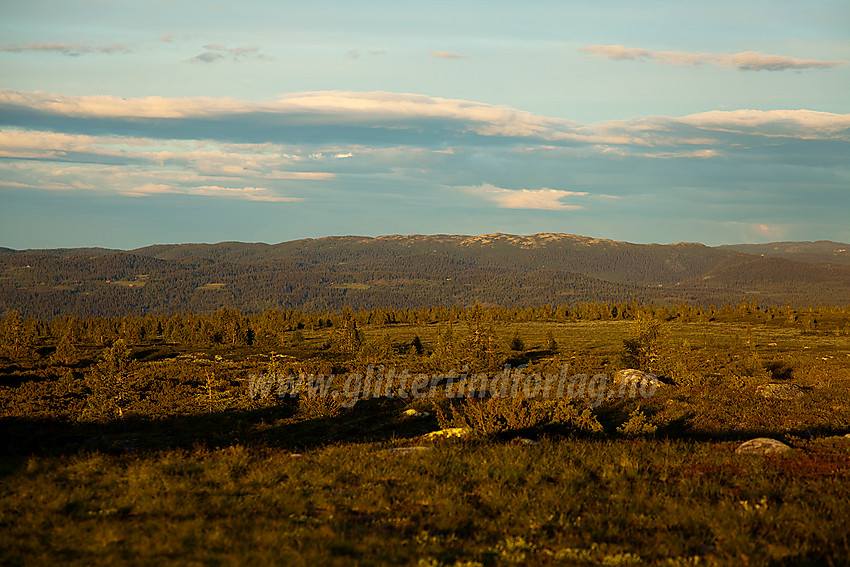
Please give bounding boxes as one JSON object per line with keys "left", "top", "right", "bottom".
{"left": 1, "top": 0, "right": 848, "bottom": 248}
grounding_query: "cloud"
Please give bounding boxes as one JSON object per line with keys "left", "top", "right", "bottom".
{"left": 346, "top": 50, "right": 385, "bottom": 59}
{"left": 190, "top": 44, "right": 273, "bottom": 63}
{"left": 192, "top": 51, "right": 224, "bottom": 63}
{"left": 675, "top": 109, "right": 850, "bottom": 139}
{"left": 641, "top": 149, "right": 720, "bottom": 159}
{"left": 2, "top": 90, "right": 849, "bottom": 150}
{"left": 724, "top": 221, "right": 787, "bottom": 241}
{"left": 0, "top": 89, "right": 847, "bottom": 225}
{"left": 159, "top": 33, "right": 173, "bottom": 43}
{"left": 729, "top": 51, "right": 844, "bottom": 71}
{"left": 462, "top": 183, "right": 587, "bottom": 210}
{"left": 123, "top": 183, "right": 175, "bottom": 197}
{"left": 429, "top": 50, "right": 469, "bottom": 59}
{"left": 120, "top": 183, "right": 301, "bottom": 202}
{"left": 579, "top": 44, "right": 846, "bottom": 71}
{"left": 1, "top": 43, "right": 130, "bottom": 56}
{"left": 0, "top": 125, "right": 332, "bottom": 203}
{"left": 1, "top": 89, "right": 846, "bottom": 245}
{"left": 188, "top": 185, "right": 302, "bottom": 202}
{"left": 0, "top": 89, "right": 577, "bottom": 143}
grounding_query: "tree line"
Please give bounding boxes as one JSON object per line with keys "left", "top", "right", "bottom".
{"left": 2, "top": 300, "right": 848, "bottom": 362}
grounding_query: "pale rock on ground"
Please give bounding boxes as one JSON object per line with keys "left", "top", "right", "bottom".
{"left": 402, "top": 408, "right": 430, "bottom": 418}
{"left": 614, "top": 369, "right": 663, "bottom": 390}
{"left": 756, "top": 383, "right": 803, "bottom": 400}
{"left": 735, "top": 438, "right": 794, "bottom": 455}
{"left": 423, "top": 427, "right": 473, "bottom": 440}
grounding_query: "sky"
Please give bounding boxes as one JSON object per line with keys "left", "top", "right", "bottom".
{"left": 1, "top": 0, "right": 848, "bottom": 249}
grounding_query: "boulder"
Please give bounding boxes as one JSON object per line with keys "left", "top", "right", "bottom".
{"left": 423, "top": 427, "right": 473, "bottom": 440}
{"left": 614, "top": 369, "right": 663, "bottom": 389}
{"left": 735, "top": 438, "right": 794, "bottom": 455}
{"left": 402, "top": 408, "right": 430, "bottom": 418}
{"left": 756, "top": 383, "right": 802, "bottom": 400}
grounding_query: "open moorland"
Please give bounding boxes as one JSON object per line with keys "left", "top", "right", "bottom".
{"left": 2, "top": 302, "right": 850, "bottom": 566}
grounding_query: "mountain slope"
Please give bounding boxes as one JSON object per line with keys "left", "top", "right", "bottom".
{"left": 133, "top": 233, "right": 739, "bottom": 286}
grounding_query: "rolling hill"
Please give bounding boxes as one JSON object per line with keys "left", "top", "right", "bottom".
{"left": 721, "top": 241, "right": 850, "bottom": 265}
{"left": 1, "top": 233, "right": 848, "bottom": 318}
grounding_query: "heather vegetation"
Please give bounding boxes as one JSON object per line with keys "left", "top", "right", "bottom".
{"left": 2, "top": 300, "right": 850, "bottom": 565}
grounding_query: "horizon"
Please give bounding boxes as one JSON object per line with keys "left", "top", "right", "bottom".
{"left": 1, "top": 1, "right": 849, "bottom": 249}
{"left": 3, "top": 231, "right": 849, "bottom": 253}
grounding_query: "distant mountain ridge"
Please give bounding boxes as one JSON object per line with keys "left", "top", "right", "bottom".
{"left": 721, "top": 241, "right": 850, "bottom": 265}
{"left": 2, "top": 233, "right": 849, "bottom": 318}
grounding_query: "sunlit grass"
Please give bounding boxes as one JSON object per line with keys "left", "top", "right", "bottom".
{"left": 3, "top": 438, "right": 849, "bottom": 566}
{"left": 2, "top": 316, "right": 850, "bottom": 565}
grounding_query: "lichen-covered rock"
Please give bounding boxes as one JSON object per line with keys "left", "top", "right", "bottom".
{"left": 614, "top": 369, "right": 663, "bottom": 389}
{"left": 735, "top": 438, "right": 794, "bottom": 455}
{"left": 402, "top": 408, "right": 430, "bottom": 418}
{"left": 756, "top": 383, "right": 802, "bottom": 400}
{"left": 423, "top": 427, "right": 473, "bottom": 440}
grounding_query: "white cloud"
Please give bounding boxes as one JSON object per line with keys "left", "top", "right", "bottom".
{"left": 1, "top": 43, "right": 130, "bottom": 56}
{"left": 0, "top": 129, "right": 340, "bottom": 180}
{"left": 724, "top": 221, "right": 788, "bottom": 241}
{"left": 676, "top": 109, "right": 850, "bottom": 138}
{"left": 2, "top": 90, "right": 849, "bottom": 150}
{"left": 120, "top": 183, "right": 301, "bottom": 202}
{"left": 0, "top": 129, "right": 330, "bottom": 203}
{"left": 1, "top": 90, "right": 848, "bottom": 218}
{"left": 461, "top": 183, "right": 587, "bottom": 211}
{"left": 191, "top": 185, "right": 302, "bottom": 202}
{"left": 123, "top": 183, "right": 175, "bottom": 197}
{"left": 641, "top": 149, "right": 720, "bottom": 159}
{"left": 579, "top": 44, "right": 846, "bottom": 71}
{"left": 0, "top": 89, "right": 578, "bottom": 141}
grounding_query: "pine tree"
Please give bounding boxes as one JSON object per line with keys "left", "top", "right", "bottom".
{"left": 82, "top": 339, "right": 135, "bottom": 420}
{"left": 196, "top": 367, "right": 235, "bottom": 413}
{"left": 545, "top": 330, "right": 558, "bottom": 352}
{"left": 410, "top": 335, "right": 424, "bottom": 355}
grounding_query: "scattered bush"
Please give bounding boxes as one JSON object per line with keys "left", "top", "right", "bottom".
{"left": 617, "top": 406, "right": 657, "bottom": 437}
{"left": 509, "top": 334, "right": 525, "bottom": 352}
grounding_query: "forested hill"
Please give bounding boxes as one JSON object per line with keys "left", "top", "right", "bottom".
{"left": 2, "top": 233, "right": 849, "bottom": 318}
{"left": 721, "top": 241, "right": 850, "bottom": 265}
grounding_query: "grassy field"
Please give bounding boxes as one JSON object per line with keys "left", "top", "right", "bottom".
{"left": 2, "top": 315, "right": 850, "bottom": 565}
